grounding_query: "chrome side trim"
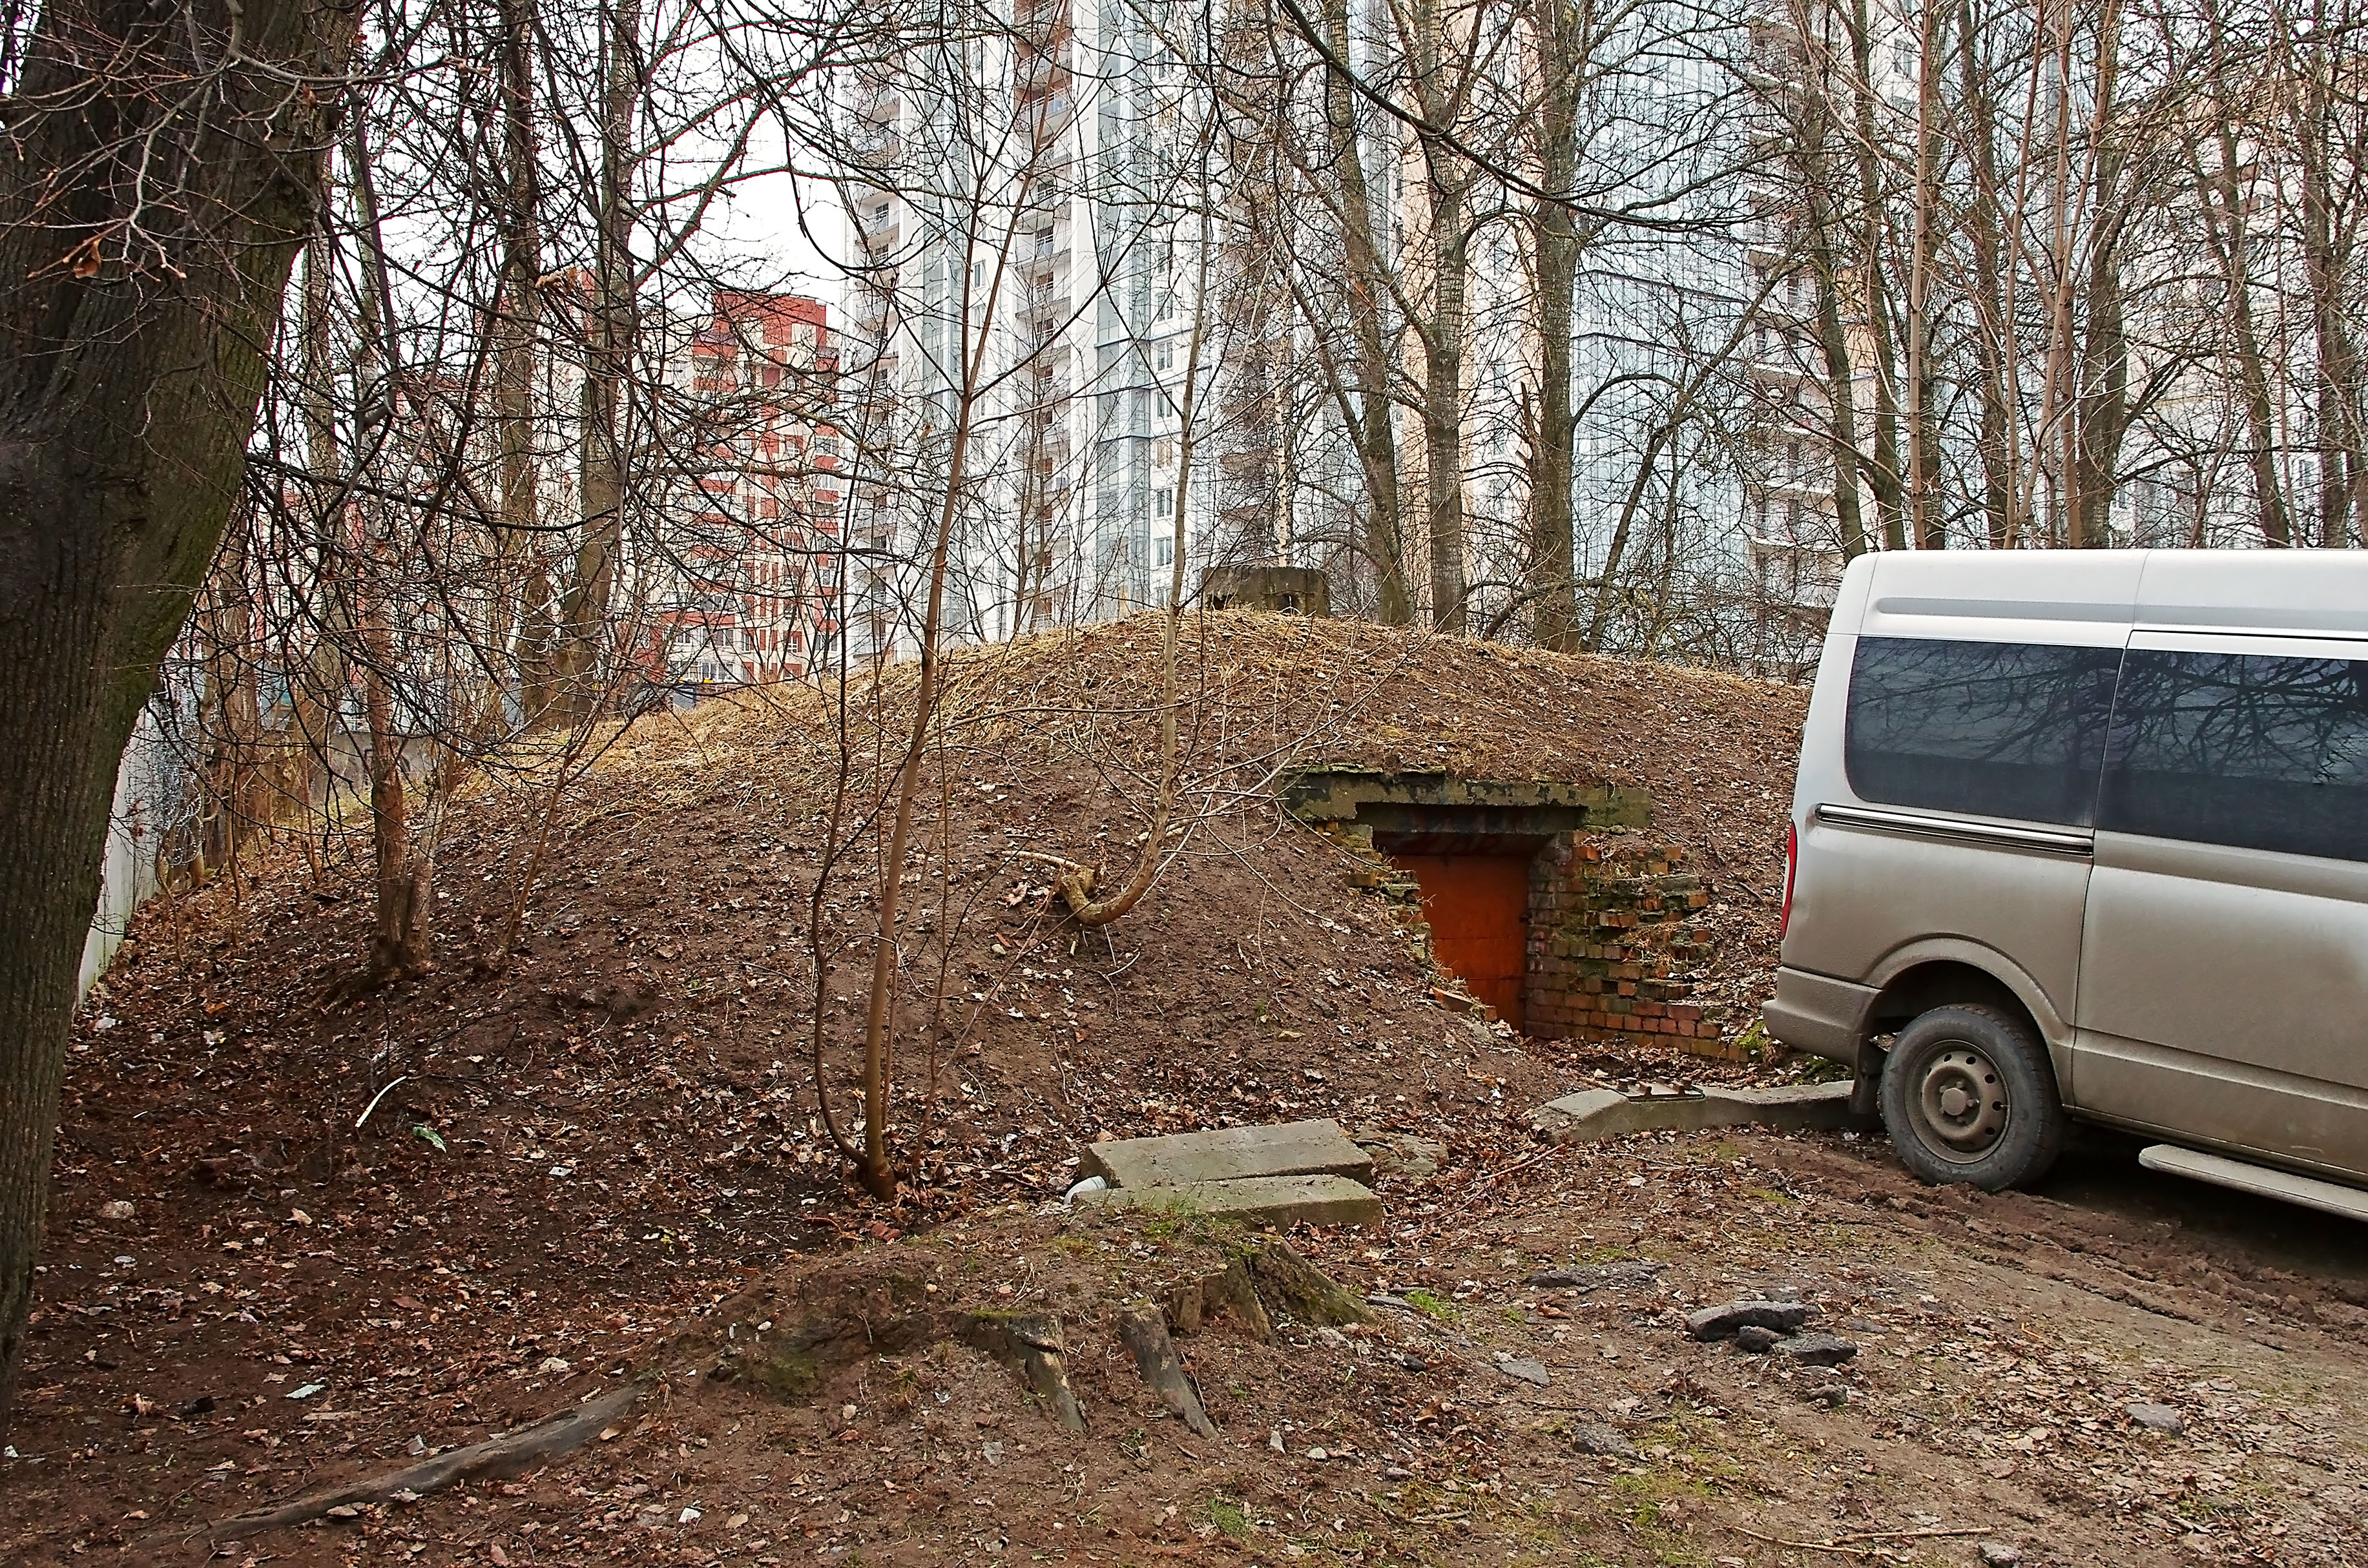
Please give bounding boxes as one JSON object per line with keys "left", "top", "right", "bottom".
{"left": 1814, "top": 803, "right": 2093, "bottom": 856}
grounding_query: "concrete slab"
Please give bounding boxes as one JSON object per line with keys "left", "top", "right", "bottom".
{"left": 1073, "top": 1173, "right": 1383, "bottom": 1228}
{"left": 1079, "top": 1119, "right": 1375, "bottom": 1190}
{"left": 1528, "top": 1080, "right": 1862, "bottom": 1144}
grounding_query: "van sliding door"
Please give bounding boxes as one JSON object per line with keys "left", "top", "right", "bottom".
{"left": 2077, "top": 633, "right": 2368, "bottom": 1177}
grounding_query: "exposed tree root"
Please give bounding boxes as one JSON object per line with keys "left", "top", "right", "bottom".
{"left": 184, "top": 1379, "right": 649, "bottom": 1545}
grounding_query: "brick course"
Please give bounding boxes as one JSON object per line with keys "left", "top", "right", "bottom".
{"left": 1524, "top": 829, "right": 1735, "bottom": 1060}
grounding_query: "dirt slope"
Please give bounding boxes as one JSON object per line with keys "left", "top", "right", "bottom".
{"left": 65, "top": 613, "right": 1812, "bottom": 1233}
{"left": 6, "top": 614, "right": 1823, "bottom": 1556}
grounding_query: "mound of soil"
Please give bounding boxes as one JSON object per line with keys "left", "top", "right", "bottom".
{"left": 68, "top": 612, "right": 1812, "bottom": 1232}
{"left": 9, "top": 615, "right": 1823, "bottom": 1552}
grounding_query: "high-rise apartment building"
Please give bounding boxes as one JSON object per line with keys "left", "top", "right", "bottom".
{"left": 837, "top": 0, "right": 1214, "bottom": 661}
{"left": 653, "top": 289, "right": 847, "bottom": 689}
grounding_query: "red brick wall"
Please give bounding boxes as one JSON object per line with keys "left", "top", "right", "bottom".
{"left": 1524, "top": 831, "right": 1734, "bottom": 1060}
{"left": 1320, "top": 818, "right": 1738, "bottom": 1062}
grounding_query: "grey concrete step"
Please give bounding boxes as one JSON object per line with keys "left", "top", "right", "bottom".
{"left": 1074, "top": 1173, "right": 1383, "bottom": 1228}
{"left": 1079, "top": 1118, "right": 1375, "bottom": 1190}
{"left": 1528, "top": 1080, "right": 1862, "bottom": 1143}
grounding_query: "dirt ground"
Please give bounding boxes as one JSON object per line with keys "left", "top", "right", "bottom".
{"left": 8, "top": 1121, "right": 2366, "bottom": 1566}
{"left": 8, "top": 617, "right": 2367, "bottom": 1564}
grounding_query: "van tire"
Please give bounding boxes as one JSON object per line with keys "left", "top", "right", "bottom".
{"left": 1878, "top": 1004, "right": 2064, "bottom": 1191}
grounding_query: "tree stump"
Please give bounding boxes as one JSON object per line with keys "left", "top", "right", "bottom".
{"left": 1200, "top": 1255, "right": 1276, "bottom": 1342}
{"left": 1247, "top": 1241, "right": 1371, "bottom": 1327}
{"left": 959, "top": 1312, "right": 1086, "bottom": 1433}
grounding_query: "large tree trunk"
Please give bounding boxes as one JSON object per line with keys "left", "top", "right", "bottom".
{"left": 493, "top": 0, "right": 550, "bottom": 728}
{"left": 1839, "top": 0, "right": 1906, "bottom": 551}
{"left": 1954, "top": 0, "right": 2020, "bottom": 548}
{"left": 1319, "top": 0, "right": 1410, "bottom": 624}
{"left": 1805, "top": 178, "right": 1871, "bottom": 562}
{"left": 278, "top": 196, "right": 357, "bottom": 825}
{"left": 1902, "top": 0, "right": 1944, "bottom": 550}
{"left": 552, "top": 0, "right": 644, "bottom": 721}
{"left": 1406, "top": 0, "right": 1468, "bottom": 632}
{"left": 2192, "top": 119, "right": 2293, "bottom": 547}
{"left": 1420, "top": 163, "right": 1469, "bottom": 634}
{"left": 0, "top": 0, "right": 351, "bottom": 1427}
{"left": 2063, "top": 17, "right": 2126, "bottom": 549}
{"left": 2072, "top": 175, "right": 2130, "bottom": 550}
{"left": 1780, "top": 9, "right": 1868, "bottom": 563}
{"left": 2292, "top": 26, "right": 2368, "bottom": 548}
{"left": 1528, "top": 41, "right": 1582, "bottom": 650}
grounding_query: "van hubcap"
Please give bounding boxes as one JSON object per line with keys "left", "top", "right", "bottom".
{"left": 1916, "top": 1046, "right": 2008, "bottom": 1157}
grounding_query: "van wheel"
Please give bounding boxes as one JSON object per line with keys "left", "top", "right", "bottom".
{"left": 1878, "top": 1004, "right": 2064, "bottom": 1191}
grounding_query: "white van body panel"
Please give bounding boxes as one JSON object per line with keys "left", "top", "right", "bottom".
{"left": 1859, "top": 550, "right": 2144, "bottom": 649}
{"left": 2134, "top": 550, "right": 2368, "bottom": 637}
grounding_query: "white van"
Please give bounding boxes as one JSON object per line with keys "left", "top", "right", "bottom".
{"left": 1765, "top": 550, "right": 2368, "bottom": 1217}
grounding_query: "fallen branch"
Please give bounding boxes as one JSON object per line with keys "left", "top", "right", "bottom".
{"left": 353, "top": 1073, "right": 411, "bottom": 1130}
{"left": 1457, "top": 1143, "right": 1565, "bottom": 1203}
{"left": 189, "top": 1379, "right": 649, "bottom": 1543}
{"left": 1727, "top": 1522, "right": 1989, "bottom": 1558}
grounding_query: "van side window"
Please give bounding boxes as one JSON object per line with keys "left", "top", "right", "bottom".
{"left": 2100, "top": 650, "right": 2368, "bottom": 862}
{"left": 1845, "top": 638, "right": 2120, "bottom": 825}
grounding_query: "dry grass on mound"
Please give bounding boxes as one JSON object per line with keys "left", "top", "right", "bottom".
{"left": 66, "top": 614, "right": 1812, "bottom": 1265}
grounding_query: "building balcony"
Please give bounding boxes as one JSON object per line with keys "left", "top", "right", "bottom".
{"left": 1744, "top": 356, "right": 1816, "bottom": 389}
{"left": 1745, "top": 471, "right": 1831, "bottom": 501}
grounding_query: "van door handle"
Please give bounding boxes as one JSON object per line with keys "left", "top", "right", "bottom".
{"left": 1814, "top": 803, "right": 2093, "bottom": 856}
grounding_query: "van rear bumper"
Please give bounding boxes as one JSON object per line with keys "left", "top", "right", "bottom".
{"left": 1762, "top": 967, "right": 1880, "bottom": 1067}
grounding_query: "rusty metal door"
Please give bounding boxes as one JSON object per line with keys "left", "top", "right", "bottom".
{"left": 1393, "top": 854, "right": 1530, "bottom": 1031}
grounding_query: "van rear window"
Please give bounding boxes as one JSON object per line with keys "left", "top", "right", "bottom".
{"left": 1845, "top": 637, "right": 2119, "bottom": 825}
{"left": 2099, "top": 649, "right": 2368, "bottom": 863}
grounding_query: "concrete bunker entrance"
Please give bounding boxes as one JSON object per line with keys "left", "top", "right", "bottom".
{"left": 1283, "top": 770, "right": 1732, "bottom": 1057}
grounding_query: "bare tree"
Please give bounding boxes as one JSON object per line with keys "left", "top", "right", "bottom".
{"left": 0, "top": 0, "right": 355, "bottom": 1424}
